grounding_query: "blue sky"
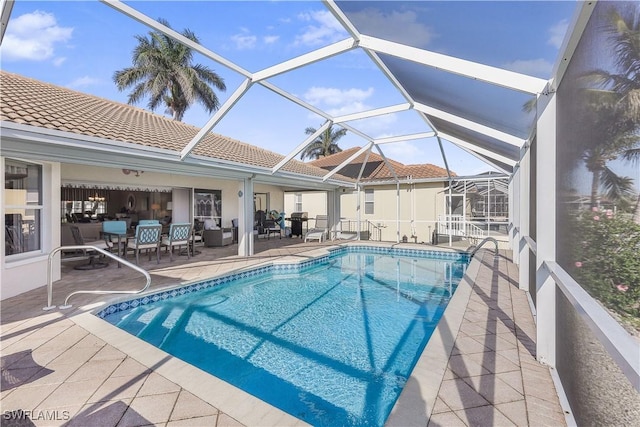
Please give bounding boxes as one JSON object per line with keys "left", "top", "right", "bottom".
{"left": 0, "top": 1, "right": 579, "bottom": 176}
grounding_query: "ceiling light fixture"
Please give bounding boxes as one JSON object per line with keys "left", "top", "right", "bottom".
{"left": 122, "top": 169, "right": 144, "bottom": 177}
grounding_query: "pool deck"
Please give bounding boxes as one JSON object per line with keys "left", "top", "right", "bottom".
{"left": 1, "top": 238, "right": 567, "bottom": 426}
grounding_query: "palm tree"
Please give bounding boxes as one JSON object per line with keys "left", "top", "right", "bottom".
{"left": 582, "top": 5, "right": 640, "bottom": 218}
{"left": 622, "top": 148, "right": 640, "bottom": 223}
{"left": 113, "top": 18, "right": 226, "bottom": 121}
{"left": 300, "top": 125, "right": 347, "bottom": 160}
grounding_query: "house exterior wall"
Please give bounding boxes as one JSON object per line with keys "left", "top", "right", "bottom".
{"left": 253, "top": 183, "right": 286, "bottom": 218}
{"left": 344, "top": 182, "right": 446, "bottom": 243}
{"left": 285, "top": 182, "right": 447, "bottom": 243}
{"left": 284, "top": 191, "right": 327, "bottom": 218}
{"left": 2, "top": 159, "right": 61, "bottom": 300}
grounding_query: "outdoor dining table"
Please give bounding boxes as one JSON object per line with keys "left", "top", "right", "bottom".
{"left": 100, "top": 230, "right": 130, "bottom": 268}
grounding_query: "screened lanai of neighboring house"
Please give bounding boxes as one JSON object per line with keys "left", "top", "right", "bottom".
{"left": 1, "top": 0, "right": 639, "bottom": 425}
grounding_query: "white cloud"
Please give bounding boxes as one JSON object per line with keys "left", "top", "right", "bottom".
{"left": 263, "top": 35, "right": 279, "bottom": 45}
{"left": 304, "top": 86, "right": 374, "bottom": 107}
{"left": 348, "top": 8, "right": 435, "bottom": 47}
{"left": 295, "top": 10, "right": 347, "bottom": 46}
{"left": 302, "top": 86, "right": 404, "bottom": 136}
{"left": 324, "top": 102, "right": 369, "bottom": 117}
{"left": 377, "top": 141, "right": 434, "bottom": 166}
{"left": 52, "top": 57, "right": 67, "bottom": 67}
{"left": 67, "top": 76, "right": 101, "bottom": 89}
{"left": 548, "top": 19, "right": 569, "bottom": 49}
{"left": 502, "top": 58, "right": 553, "bottom": 78}
{"left": 1, "top": 10, "right": 73, "bottom": 62}
{"left": 231, "top": 29, "right": 257, "bottom": 50}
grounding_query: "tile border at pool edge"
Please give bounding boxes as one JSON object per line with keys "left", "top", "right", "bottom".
{"left": 71, "top": 310, "right": 310, "bottom": 427}
{"left": 385, "top": 250, "right": 480, "bottom": 426}
{"left": 95, "top": 242, "right": 468, "bottom": 319}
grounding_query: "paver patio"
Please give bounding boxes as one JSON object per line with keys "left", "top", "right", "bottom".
{"left": 1, "top": 238, "right": 566, "bottom": 426}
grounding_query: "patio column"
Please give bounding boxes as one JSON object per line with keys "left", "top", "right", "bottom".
{"left": 536, "top": 91, "right": 557, "bottom": 367}
{"left": 237, "top": 176, "right": 254, "bottom": 256}
{"left": 518, "top": 146, "right": 530, "bottom": 291}
{"left": 327, "top": 189, "right": 341, "bottom": 240}
{"left": 396, "top": 182, "right": 400, "bottom": 243}
{"left": 509, "top": 165, "right": 520, "bottom": 262}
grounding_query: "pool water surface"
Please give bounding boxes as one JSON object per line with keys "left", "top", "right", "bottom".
{"left": 101, "top": 247, "right": 468, "bottom": 426}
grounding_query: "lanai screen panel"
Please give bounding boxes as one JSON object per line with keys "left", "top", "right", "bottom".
{"left": 379, "top": 55, "right": 537, "bottom": 139}
{"left": 471, "top": 154, "right": 514, "bottom": 175}
{"left": 336, "top": 1, "right": 577, "bottom": 76}
{"left": 428, "top": 116, "right": 520, "bottom": 162}
{"left": 555, "top": 1, "right": 640, "bottom": 424}
{"left": 335, "top": 0, "right": 574, "bottom": 170}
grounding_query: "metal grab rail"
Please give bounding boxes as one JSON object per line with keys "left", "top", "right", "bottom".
{"left": 44, "top": 245, "right": 152, "bottom": 310}
{"left": 469, "top": 236, "right": 499, "bottom": 258}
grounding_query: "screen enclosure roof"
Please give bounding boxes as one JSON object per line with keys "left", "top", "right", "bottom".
{"left": 1, "top": 0, "right": 583, "bottom": 185}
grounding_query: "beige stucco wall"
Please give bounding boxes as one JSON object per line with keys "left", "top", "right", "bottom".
{"left": 284, "top": 191, "right": 327, "bottom": 219}
{"left": 340, "top": 182, "right": 446, "bottom": 243}
{"left": 285, "top": 182, "right": 448, "bottom": 243}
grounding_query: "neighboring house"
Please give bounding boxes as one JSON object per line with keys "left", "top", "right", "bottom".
{"left": 285, "top": 147, "right": 455, "bottom": 243}
{"left": 0, "top": 71, "right": 353, "bottom": 299}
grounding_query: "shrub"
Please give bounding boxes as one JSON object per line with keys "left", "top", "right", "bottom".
{"left": 569, "top": 208, "right": 640, "bottom": 327}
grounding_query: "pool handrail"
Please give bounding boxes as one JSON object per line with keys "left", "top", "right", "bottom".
{"left": 45, "top": 245, "right": 152, "bottom": 310}
{"left": 469, "top": 237, "right": 499, "bottom": 258}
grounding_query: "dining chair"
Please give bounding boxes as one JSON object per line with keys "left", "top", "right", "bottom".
{"left": 161, "top": 223, "right": 192, "bottom": 261}
{"left": 126, "top": 224, "right": 162, "bottom": 264}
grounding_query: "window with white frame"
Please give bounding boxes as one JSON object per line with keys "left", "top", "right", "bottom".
{"left": 194, "top": 188, "right": 222, "bottom": 227}
{"left": 364, "top": 189, "right": 374, "bottom": 215}
{"left": 294, "top": 193, "right": 303, "bottom": 212}
{"left": 5, "top": 159, "right": 42, "bottom": 256}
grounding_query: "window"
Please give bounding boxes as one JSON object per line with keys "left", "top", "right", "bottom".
{"left": 194, "top": 189, "right": 221, "bottom": 227}
{"left": 61, "top": 188, "right": 108, "bottom": 222}
{"left": 364, "top": 189, "right": 374, "bottom": 215}
{"left": 294, "top": 193, "right": 303, "bottom": 212}
{"left": 5, "top": 159, "right": 42, "bottom": 256}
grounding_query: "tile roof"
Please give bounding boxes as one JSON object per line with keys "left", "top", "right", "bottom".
{"left": 309, "top": 146, "right": 453, "bottom": 181}
{"left": 0, "top": 71, "right": 349, "bottom": 181}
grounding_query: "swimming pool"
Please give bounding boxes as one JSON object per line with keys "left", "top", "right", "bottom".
{"left": 99, "top": 246, "right": 468, "bottom": 426}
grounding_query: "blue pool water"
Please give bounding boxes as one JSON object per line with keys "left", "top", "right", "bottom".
{"left": 101, "top": 247, "right": 468, "bottom": 426}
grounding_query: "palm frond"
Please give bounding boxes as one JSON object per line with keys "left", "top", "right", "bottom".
{"left": 600, "top": 166, "right": 636, "bottom": 201}
{"left": 622, "top": 147, "right": 640, "bottom": 164}
{"left": 113, "top": 19, "right": 225, "bottom": 120}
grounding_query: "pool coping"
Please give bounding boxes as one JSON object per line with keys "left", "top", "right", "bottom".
{"left": 71, "top": 241, "right": 476, "bottom": 426}
{"left": 386, "top": 245, "right": 479, "bottom": 426}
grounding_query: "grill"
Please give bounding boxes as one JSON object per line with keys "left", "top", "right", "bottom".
{"left": 287, "top": 212, "right": 308, "bottom": 238}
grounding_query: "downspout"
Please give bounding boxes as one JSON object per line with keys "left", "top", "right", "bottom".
{"left": 448, "top": 179, "right": 453, "bottom": 247}
{"left": 396, "top": 181, "right": 400, "bottom": 243}
{"left": 356, "top": 184, "right": 361, "bottom": 241}
{"left": 463, "top": 180, "right": 467, "bottom": 237}
{"left": 410, "top": 176, "right": 416, "bottom": 242}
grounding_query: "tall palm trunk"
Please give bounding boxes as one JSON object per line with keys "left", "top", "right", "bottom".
{"left": 591, "top": 169, "right": 601, "bottom": 208}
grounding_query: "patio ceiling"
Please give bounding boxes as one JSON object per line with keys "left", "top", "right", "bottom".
{"left": 1, "top": 0, "right": 580, "bottom": 184}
